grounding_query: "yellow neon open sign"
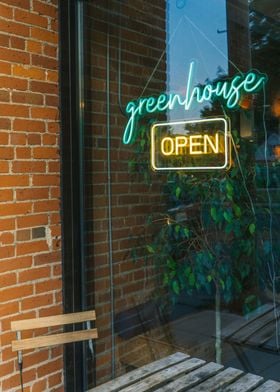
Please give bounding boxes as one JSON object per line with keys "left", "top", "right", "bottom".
{"left": 151, "top": 118, "right": 231, "bottom": 171}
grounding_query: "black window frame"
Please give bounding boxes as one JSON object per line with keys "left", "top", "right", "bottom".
{"left": 59, "top": 1, "right": 91, "bottom": 391}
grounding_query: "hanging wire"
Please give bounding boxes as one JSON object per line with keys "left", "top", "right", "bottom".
{"left": 262, "top": 85, "right": 279, "bottom": 350}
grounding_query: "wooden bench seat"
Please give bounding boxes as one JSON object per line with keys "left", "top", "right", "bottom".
{"left": 88, "top": 351, "right": 280, "bottom": 392}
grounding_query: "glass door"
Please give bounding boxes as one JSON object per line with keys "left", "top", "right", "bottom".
{"left": 74, "top": 0, "right": 280, "bottom": 388}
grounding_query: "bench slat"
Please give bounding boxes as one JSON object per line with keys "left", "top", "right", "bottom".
{"left": 223, "top": 373, "right": 263, "bottom": 392}
{"left": 253, "top": 380, "right": 280, "bottom": 391}
{"left": 12, "top": 328, "right": 98, "bottom": 351}
{"left": 11, "top": 310, "right": 96, "bottom": 331}
{"left": 120, "top": 357, "right": 205, "bottom": 392}
{"left": 246, "top": 321, "right": 276, "bottom": 347}
{"left": 88, "top": 352, "right": 189, "bottom": 392}
{"left": 230, "top": 308, "right": 280, "bottom": 344}
{"left": 186, "top": 367, "right": 243, "bottom": 391}
{"left": 221, "top": 305, "right": 275, "bottom": 340}
{"left": 153, "top": 361, "right": 223, "bottom": 392}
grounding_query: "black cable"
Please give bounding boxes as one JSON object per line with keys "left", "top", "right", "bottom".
{"left": 19, "top": 360, "right": 24, "bottom": 392}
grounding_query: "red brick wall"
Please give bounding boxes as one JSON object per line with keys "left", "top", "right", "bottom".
{"left": 0, "top": 1, "right": 63, "bottom": 391}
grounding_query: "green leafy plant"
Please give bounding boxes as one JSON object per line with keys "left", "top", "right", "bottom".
{"left": 129, "top": 124, "right": 261, "bottom": 362}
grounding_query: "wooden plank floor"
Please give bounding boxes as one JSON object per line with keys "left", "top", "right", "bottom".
{"left": 88, "top": 352, "right": 280, "bottom": 392}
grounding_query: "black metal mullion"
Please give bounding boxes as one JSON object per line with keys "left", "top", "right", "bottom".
{"left": 59, "top": 1, "right": 84, "bottom": 391}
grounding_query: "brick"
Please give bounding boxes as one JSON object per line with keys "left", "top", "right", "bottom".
{"left": 33, "top": 146, "right": 59, "bottom": 159}
{"left": 31, "top": 26, "right": 57, "bottom": 44}
{"left": 0, "top": 284, "right": 33, "bottom": 302}
{"left": 0, "top": 0, "right": 30, "bottom": 10}
{"left": 43, "top": 133, "right": 56, "bottom": 145}
{"left": 16, "top": 239, "right": 49, "bottom": 256}
{"left": 32, "top": 226, "right": 45, "bottom": 238}
{"left": 10, "top": 36, "right": 25, "bottom": 50}
{"left": 16, "top": 188, "right": 49, "bottom": 201}
{"left": 0, "top": 256, "right": 32, "bottom": 273}
{"left": 0, "top": 147, "right": 13, "bottom": 159}
{"left": 14, "top": 119, "right": 45, "bottom": 132}
{"left": 35, "top": 278, "right": 61, "bottom": 294}
{"left": 16, "top": 229, "right": 31, "bottom": 241}
{"left": 0, "top": 175, "right": 29, "bottom": 187}
{"left": 27, "top": 39, "right": 42, "bottom": 53}
{"left": 0, "top": 103, "right": 29, "bottom": 117}
{"left": 49, "top": 372, "right": 62, "bottom": 388}
{"left": 0, "top": 245, "right": 15, "bottom": 259}
{"left": 0, "top": 161, "right": 9, "bottom": 172}
{"left": 37, "top": 358, "right": 63, "bottom": 378}
{"left": 31, "top": 378, "right": 47, "bottom": 392}
{"left": 0, "top": 202, "right": 32, "bottom": 217}
{"left": 10, "top": 133, "right": 26, "bottom": 145}
{"left": 0, "top": 19, "right": 30, "bottom": 37}
{"left": 0, "top": 189, "right": 13, "bottom": 202}
{"left": 0, "top": 361, "right": 14, "bottom": 377}
{"left": 0, "top": 272, "right": 16, "bottom": 287}
{"left": 0, "top": 3, "right": 13, "bottom": 19}
{"left": 50, "top": 187, "right": 61, "bottom": 199}
{"left": 2, "top": 347, "right": 17, "bottom": 362}
{"left": 0, "top": 89, "right": 10, "bottom": 102}
{"left": 23, "top": 350, "right": 49, "bottom": 369}
{"left": 12, "top": 161, "right": 46, "bottom": 173}
{"left": 0, "top": 76, "right": 28, "bottom": 91}
{"left": 0, "top": 231, "right": 14, "bottom": 244}
{"left": 32, "top": 53, "right": 57, "bottom": 69}
{"left": 0, "top": 218, "right": 15, "bottom": 231}
{"left": 46, "top": 70, "right": 58, "bottom": 83}
{"left": 2, "top": 369, "right": 36, "bottom": 390}
{"left": 39, "top": 304, "right": 62, "bottom": 317}
{"left": 0, "top": 301, "right": 19, "bottom": 319}
{"left": 44, "top": 43, "right": 57, "bottom": 58}
{"left": 48, "top": 161, "right": 60, "bottom": 172}
{"left": 32, "top": 174, "right": 59, "bottom": 186}
{"left": 28, "top": 133, "right": 41, "bottom": 145}
{"left": 12, "top": 91, "right": 43, "bottom": 105}
{"left": 0, "top": 47, "right": 30, "bottom": 64}
{"left": 34, "top": 251, "right": 60, "bottom": 266}
{"left": 47, "top": 122, "right": 59, "bottom": 133}
{"left": 34, "top": 200, "right": 59, "bottom": 213}
{"left": 0, "top": 118, "right": 11, "bottom": 129}
{"left": 19, "top": 266, "right": 50, "bottom": 283}
{"left": 0, "top": 61, "right": 11, "bottom": 75}
{"left": 31, "top": 107, "right": 58, "bottom": 120}
{"left": 17, "top": 213, "right": 48, "bottom": 228}
{"left": 0, "top": 33, "right": 9, "bottom": 47}
{"left": 33, "top": 0, "right": 57, "bottom": 19}
{"left": 46, "top": 94, "right": 59, "bottom": 107}
{"left": 15, "top": 9, "right": 48, "bottom": 28}
{"left": 30, "top": 80, "right": 57, "bottom": 94}
{"left": 15, "top": 147, "right": 32, "bottom": 159}
{"left": 13, "top": 64, "right": 46, "bottom": 80}
{"left": 21, "top": 292, "right": 53, "bottom": 310}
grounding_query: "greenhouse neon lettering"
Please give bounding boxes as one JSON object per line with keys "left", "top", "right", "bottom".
{"left": 161, "top": 133, "right": 220, "bottom": 156}
{"left": 123, "top": 62, "right": 267, "bottom": 144}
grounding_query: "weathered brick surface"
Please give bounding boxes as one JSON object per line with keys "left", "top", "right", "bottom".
{"left": 0, "top": 1, "right": 63, "bottom": 391}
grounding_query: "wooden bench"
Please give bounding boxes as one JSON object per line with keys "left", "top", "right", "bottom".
{"left": 11, "top": 310, "right": 98, "bottom": 353}
{"left": 88, "top": 351, "right": 280, "bottom": 392}
{"left": 11, "top": 310, "right": 98, "bottom": 389}
{"left": 221, "top": 303, "right": 280, "bottom": 372}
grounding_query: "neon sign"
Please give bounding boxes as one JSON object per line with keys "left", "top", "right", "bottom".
{"left": 151, "top": 118, "right": 231, "bottom": 171}
{"left": 123, "top": 62, "right": 267, "bottom": 145}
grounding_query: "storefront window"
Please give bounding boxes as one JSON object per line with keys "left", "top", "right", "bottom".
{"left": 76, "top": 0, "right": 280, "bottom": 388}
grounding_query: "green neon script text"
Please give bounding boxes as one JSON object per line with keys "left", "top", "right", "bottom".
{"left": 123, "top": 61, "right": 267, "bottom": 144}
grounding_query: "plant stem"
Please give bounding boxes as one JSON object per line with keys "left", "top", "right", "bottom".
{"left": 215, "top": 284, "right": 222, "bottom": 364}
